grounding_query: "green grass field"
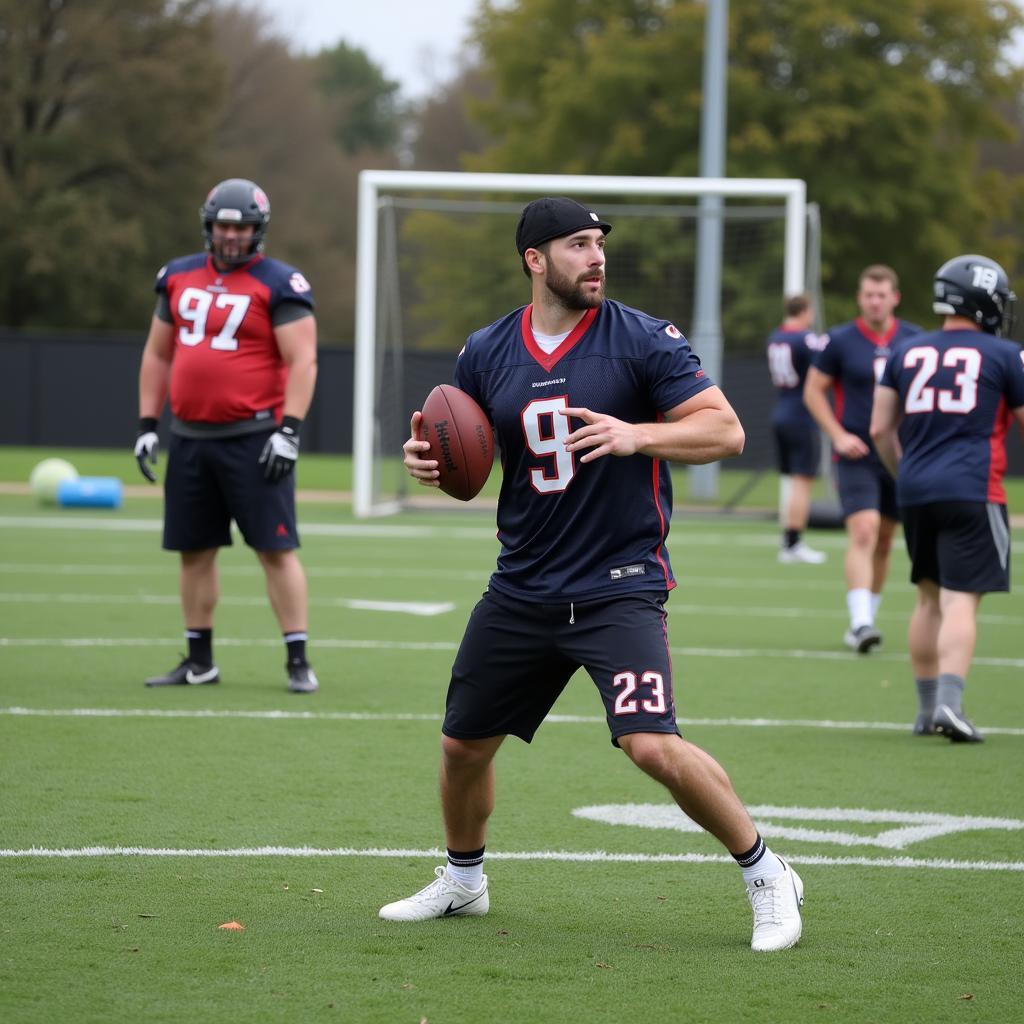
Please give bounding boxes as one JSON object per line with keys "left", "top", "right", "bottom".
{"left": 1, "top": 448, "right": 1022, "bottom": 1023}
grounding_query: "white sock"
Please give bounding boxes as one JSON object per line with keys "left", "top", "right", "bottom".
{"left": 741, "top": 847, "right": 785, "bottom": 885}
{"left": 446, "top": 860, "right": 484, "bottom": 889}
{"left": 846, "top": 588, "right": 872, "bottom": 629}
{"left": 870, "top": 592, "right": 882, "bottom": 619}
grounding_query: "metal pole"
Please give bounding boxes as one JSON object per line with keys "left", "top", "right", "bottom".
{"left": 689, "top": 0, "right": 728, "bottom": 500}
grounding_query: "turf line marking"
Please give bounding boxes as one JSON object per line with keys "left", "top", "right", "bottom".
{"left": 0, "top": 845, "right": 1020, "bottom": 871}
{"left": 3, "top": 707, "right": 1022, "bottom": 736}
{"left": 3, "top": 636, "right": 1022, "bottom": 668}
{"left": 3, "top": 591, "right": 1020, "bottom": 625}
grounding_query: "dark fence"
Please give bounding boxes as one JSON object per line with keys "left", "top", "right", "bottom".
{"left": 2, "top": 330, "right": 1022, "bottom": 476}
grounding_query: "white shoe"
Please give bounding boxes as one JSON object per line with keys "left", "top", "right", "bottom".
{"left": 379, "top": 866, "right": 489, "bottom": 921}
{"left": 778, "top": 542, "right": 827, "bottom": 564}
{"left": 747, "top": 858, "right": 804, "bottom": 952}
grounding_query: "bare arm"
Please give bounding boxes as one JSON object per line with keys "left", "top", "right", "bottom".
{"left": 275, "top": 313, "right": 318, "bottom": 420}
{"left": 562, "top": 385, "right": 745, "bottom": 465}
{"left": 868, "top": 384, "right": 903, "bottom": 478}
{"left": 138, "top": 315, "right": 174, "bottom": 418}
{"left": 803, "top": 366, "right": 869, "bottom": 459}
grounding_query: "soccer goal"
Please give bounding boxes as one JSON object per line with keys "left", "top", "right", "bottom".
{"left": 353, "top": 170, "right": 810, "bottom": 518}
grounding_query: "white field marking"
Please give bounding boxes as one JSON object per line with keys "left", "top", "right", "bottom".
{"left": 0, "top": 844, "right": 1020, "bottom": 872}
{"left": 2, "top": 635, "right": 1023, "bottom": 669}
{"left": 0, "top": 563, "right": 487, "bottom": 582}
{"left": 3, "top": 707, "right": 1023, "bottom": 736}
{"left": 3, "top": 588, "right": 1019, "bottom": 626}
{"left": 572, "top": 804, "right": 1024, "bottom": 851}
{"left": 0, "top": 593, "right": 454, "bottom": 616}
{"left": 6, "top": 515, "right": 1022, "bottom": 552}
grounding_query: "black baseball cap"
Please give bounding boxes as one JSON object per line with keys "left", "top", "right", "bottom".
{"left": 515, "top": 197, "right": 612, "bottom": 256}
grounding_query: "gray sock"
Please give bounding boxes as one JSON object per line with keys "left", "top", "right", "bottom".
{"left": 937, "top": 673, "right": 966, "bottom": 713}
{"left": 915, "top": 677, "right": 937, "bottom": 717}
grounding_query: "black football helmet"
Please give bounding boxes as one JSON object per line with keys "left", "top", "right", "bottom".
{"left": 932, "top": 254, "right": 1016, "bottom": 335}
{"left": 200, "top": 178, "right": 271, "bottom": 264}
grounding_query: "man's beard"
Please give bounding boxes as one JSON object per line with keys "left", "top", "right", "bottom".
{"left": 544, "top": 262, "right": 605, "bottom": 310}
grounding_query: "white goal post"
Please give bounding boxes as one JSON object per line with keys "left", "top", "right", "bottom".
{"left": 353, "top": 170, "right": 807, "bottom": 518}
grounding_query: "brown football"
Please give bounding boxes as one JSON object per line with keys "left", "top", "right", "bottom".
{"left": 419, "top": 385, "right": 494, "bottom": 501}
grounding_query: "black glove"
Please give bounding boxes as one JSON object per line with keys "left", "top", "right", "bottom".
{"left": 259, "top": 416, "right": 301, "bottom": 482}
{"left": 134, "top": 417, "right": 159, "bottom": 483}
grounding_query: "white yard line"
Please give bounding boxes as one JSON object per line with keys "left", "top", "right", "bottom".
{"left": 0, "top": 843, "right": 1020, "bottom": 871}
{"left": 3, "top": 635, "right": 1022, "bottom": 668}
{"left": 2, "top": 706, "right": 1022, "bottom": 735}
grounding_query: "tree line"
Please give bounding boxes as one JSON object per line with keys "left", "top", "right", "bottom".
{"left": 1, "top": 0, "right": 1021, "bottom": 347}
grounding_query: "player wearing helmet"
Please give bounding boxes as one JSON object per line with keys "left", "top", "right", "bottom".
{"left": 871, "top": 254, "right": 1024, "bottom": 741}
{"left": 134, "top": 178, "right": 320, "bottom": 694}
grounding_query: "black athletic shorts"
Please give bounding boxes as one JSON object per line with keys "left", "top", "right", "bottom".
{"left": 901, "top": 501, "right": 1011, "bottom": 594}
{"left": 162, "top": 431, "right": 299, "bottom": 552}
{"left": 836, "top": 457, "right": 898, "bottom": 520}
{"left": 773, "top": 422, "right": 820, "bottom": 477}
{"left": 443, "top": 587, "right": 680, "bottom": 747}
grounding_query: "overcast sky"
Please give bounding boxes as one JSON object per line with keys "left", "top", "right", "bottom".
{"left": 247, "top": 0, "right": 1024, "bottom": 102}
{"left": 247, "top": 0, "right": 484, "bottom": 99}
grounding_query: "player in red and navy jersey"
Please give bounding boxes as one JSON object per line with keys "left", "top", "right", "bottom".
{"left": 804, "top": 265, "right": 921, "bottom": 653}
{"left": 871, "top": 254, "right": 1024, "bottom": 742}
{"left": 134, "top": 178, "right": 320, "bottom": 694}
{"left": 766, "top": 293, "right": 827, "bottom": 564}
{"left": 379, "top": 198, "right": 805, "bottom": 952}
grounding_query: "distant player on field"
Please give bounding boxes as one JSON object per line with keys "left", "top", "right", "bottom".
{"left": 804, "top": 265, "right": 921, "bottom": 652}
{"left": 871, "top": 254, "right": 1024, "bottom": 742}
{"left": 134, "top": 178, "right": 320, "bottom": 693}
{"left": 766, "top": 293, "right": 827, "bottom": 564}
{"left": 379, "top": 197, "right": 805, "bottom": 952}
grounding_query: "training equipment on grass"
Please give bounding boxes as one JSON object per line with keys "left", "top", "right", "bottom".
{"left": 56, "top": 477, "right": 124, "bottom": 509}
{"left": 419, "top": 385, "right": 494, "bottom": 501}
{"left": 29, "top": 458, "right": 79, "bottom": 504}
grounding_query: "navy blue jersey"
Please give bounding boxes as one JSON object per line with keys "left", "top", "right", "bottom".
{"left": 879, "top": 328, "right": 1024, "bottom": 505}
{"left": 814, "top": 318, "right": 921, "bottom": 450}
{"left": 453, "top": 299, "right": 713, "bottom": 601}
{"left": 766, "top": 327, "right": 824, "bottom": 428}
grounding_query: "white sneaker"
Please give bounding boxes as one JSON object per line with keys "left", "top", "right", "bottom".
{"left": 379, "top": 866, "right": 489, "bottom": 921}
{"left": 778, "top": 542, "right": 827, "bottom": 564}
{"left": 747, "top": 858, "right": 804, "bottom": 952}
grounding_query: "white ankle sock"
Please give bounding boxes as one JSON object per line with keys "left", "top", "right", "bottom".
{"left": 847, "top": 588, "right": 872, "bottom": 629}
{"left": 446, "top": 860, "right": 484, "bottom": 889}
{"left": 741, "top": 847, "right": 785, "bottom": 885}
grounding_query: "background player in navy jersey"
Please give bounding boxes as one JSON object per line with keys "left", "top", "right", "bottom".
{"left": 871, "top": 254, "right": 1024, "bottom": 742}
{"left": 804, "top": 266, "right": 921, "bottom": 653}
{"left": 766, "top": 293, "right": 827, "bottom": 564}
{"left": 379, "top": 197, "right": 805, "bottom": 952}
{"left": 134, "top": 178, "right": 320, "bottom": 694}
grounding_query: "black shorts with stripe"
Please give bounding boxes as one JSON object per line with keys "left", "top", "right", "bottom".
{"left": 901, "top": 501, "right": 1010, "bottom": 593}
{"left": 162, "top": 431, "right": 299, "bottom": 552}
{"left": 443, "top": 588, "right": 679, "bottom": 747}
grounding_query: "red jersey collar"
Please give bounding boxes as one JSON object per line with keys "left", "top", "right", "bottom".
{"left": 520, "top": 304, "right": 599, "bottom": 372}
{"left": 855, "top": 316, "right": 898, "bottom": 347}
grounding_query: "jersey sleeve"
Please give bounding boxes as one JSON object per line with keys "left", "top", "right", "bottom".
{"left": 878, "top": 348, "right": 901, "bottom": 391}
{"left": 452, "top": 339, "right": 486, "bottom": 407}
{"left": 811, "top": 332, "right": 839, "bottom": 376}
{"left": 271, "top": 268, "right": 315, "bottom": 312}
{"left": 1002, "top": 344, "right": 1024, "bottom": 410}
{"left": 643, "top": 322, "right": 714, "bottom": 412}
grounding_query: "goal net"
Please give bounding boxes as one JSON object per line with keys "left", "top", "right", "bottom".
{"left": 353, "top": 170, "right": 813, "bottom": 518}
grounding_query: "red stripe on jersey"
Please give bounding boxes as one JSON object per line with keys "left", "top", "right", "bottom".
{"left": 988, "top": 398, "right": 1010, "bottom": 503}
{"left": 520, "top": 305, "right": 599, "bottom": 372}
{"left": 855, "top": 317, "right": 899, "bottom": 347}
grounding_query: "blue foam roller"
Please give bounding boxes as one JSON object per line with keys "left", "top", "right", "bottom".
{"left": 57, "top": 476, "right": 124, "bottom": 509}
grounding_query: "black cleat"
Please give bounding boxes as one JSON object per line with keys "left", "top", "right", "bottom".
{"left": 287, "top": 662, "right": 319, "bottom": 694}
{"left": 145, "top": 657, "right": 220, "bottom": 687}
{"left": 843, "top": 624, "right": 881, "bottom": 654}
{"left": 933, "top": 704, "right": 984, "bottom": 743}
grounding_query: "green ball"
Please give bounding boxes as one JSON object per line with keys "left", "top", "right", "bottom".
{"left": 29, "top": 458, "right": 79, "bottom": 504}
